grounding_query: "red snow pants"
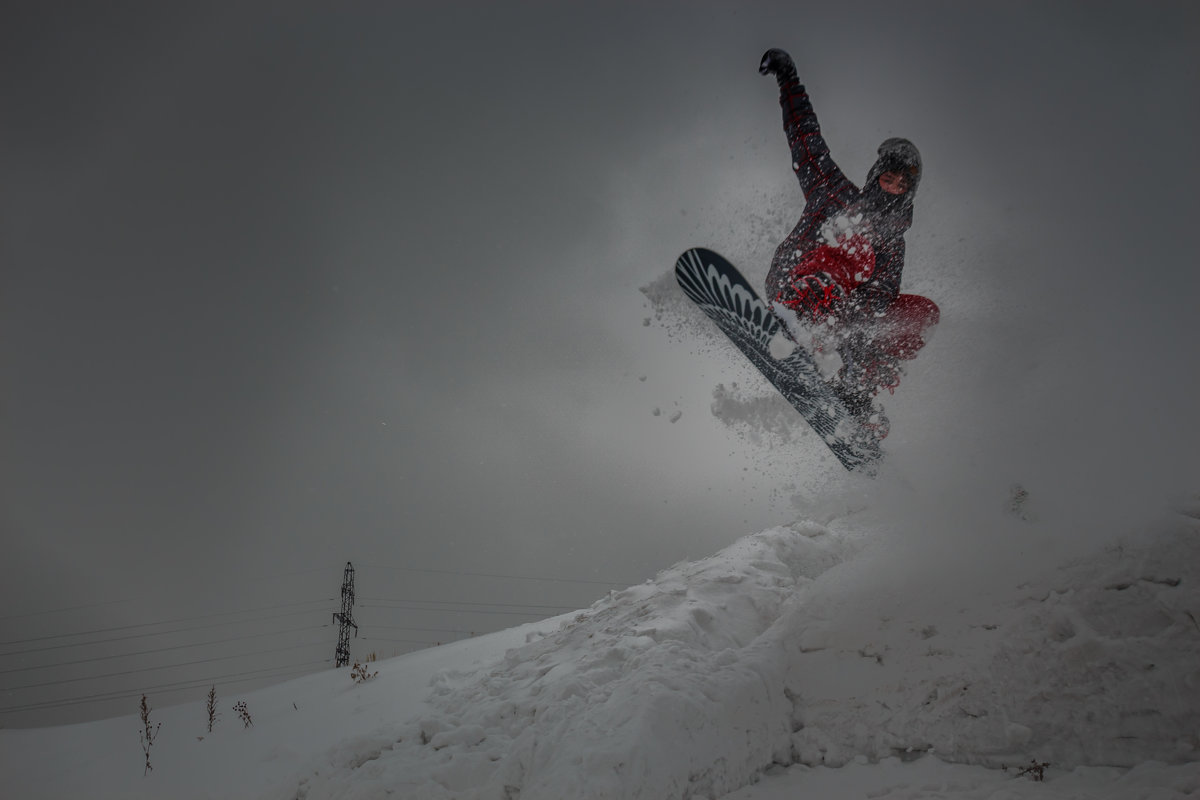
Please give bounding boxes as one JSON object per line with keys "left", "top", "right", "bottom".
{"left": 778, "top": 236, "right": 939, "bottom": 363}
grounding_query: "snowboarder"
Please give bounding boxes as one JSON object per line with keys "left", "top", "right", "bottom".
{"left": 759, "top": 48, "right": 939, "bottom": 428}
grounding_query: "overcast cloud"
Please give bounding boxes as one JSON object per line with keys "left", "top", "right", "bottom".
{"left": 3, "top": 1, "right": 1198, "bottom": 726}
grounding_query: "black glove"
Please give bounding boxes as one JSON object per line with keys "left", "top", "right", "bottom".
{"left": 786, "top": 271, "right": 846, "bottom": 320}
{"left": 800, "top": 272, "right": 846, "bottom": 303}
{"left": 759, "top": 48, "right": 797, "bottom": 87}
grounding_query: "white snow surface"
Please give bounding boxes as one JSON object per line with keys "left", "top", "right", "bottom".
{"left": 3, "top": 505, "right": 1199, "bottom": 799}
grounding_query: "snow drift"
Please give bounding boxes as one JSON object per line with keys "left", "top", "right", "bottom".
{"left": 283, "top": 512, "right": 1200, "bottom": 799}
{"left": 290, "top": 513, "right": 1200, "bottom": 800}
{"left": 3, "top": 505, "right": 1198, "bottom": 799}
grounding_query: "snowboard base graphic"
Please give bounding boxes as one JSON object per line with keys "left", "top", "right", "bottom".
{"left": 674, "top": 247, "right": 882, "bottom": 471}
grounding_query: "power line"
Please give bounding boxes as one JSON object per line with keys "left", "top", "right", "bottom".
{"left": 357, "top": 562, "right": 635, "bottom": 587}
{"left": 361, "top": 623, "right": 479, "bottom": 636}
{"left": 0, "top": 598, "right": 332, "bottom": 648}
{"left": 0, "top": 606, "right": 331, "bottom": 659}
{"left": 0, "top": 660, "right": 331, "bottom": 716}
{"left": 0, "top": 561, "right": 631, "bottom": 632}
{"left": 359, "top": 595, "right": 576, "bottom": 612}
{"left": 0, "top": 596, "right": 140, "bottom": 625}
{"left": 358, "top": 602, "right": 560, "bottom": 618}
{"left": 0, "top": 559, "right": 633, "bottom": 727}
{"left": 5, "top": 640, "right": 329, "bottom": 694}
{"left": 0, "top": 566, "right": 342, "bottom": 624}
{"left": 0, "top": 623, "right": 329, "bottom": 676}
{"left": 359, "top": 636, "right": 454, "bottom": 646}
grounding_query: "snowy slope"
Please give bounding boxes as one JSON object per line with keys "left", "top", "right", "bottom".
{"left": 3, "top": 504, "right": 1198, "bottom": 799}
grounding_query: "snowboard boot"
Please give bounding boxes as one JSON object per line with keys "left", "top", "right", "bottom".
{"left": 833, "top": 340, "right": 893, "bottom": 442}
{"left": 838, "top": 332, "right": 903, "bottom": 395}
{"left": 832, "top": 380, "right": 891, "bottom": 441}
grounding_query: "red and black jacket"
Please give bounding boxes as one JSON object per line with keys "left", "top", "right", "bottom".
{"left": 765, "top": 79, "right": 912, "bottom": 313}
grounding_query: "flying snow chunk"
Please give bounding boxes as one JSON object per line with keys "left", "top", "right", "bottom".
{"left": 768, "top": 331, "right": 795, "bottom": 360}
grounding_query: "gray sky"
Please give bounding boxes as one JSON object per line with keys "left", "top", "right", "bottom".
{"left": 3, "top": 1, "right": 1198, "bottom": 727}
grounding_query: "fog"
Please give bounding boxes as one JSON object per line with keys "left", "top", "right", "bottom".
{"left": 2, "top": 1, "right": 1197, "bottom": 727}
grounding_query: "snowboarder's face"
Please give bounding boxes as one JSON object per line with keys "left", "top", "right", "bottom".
{"left": 877, "top": 171, "right": 911, "bottom": 196}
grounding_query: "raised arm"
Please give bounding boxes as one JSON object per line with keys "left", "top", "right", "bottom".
{"left": 759, "top": 49, "right": 855, "bottom": 205}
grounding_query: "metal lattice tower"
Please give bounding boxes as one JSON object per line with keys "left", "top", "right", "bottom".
{"left": 332, "top": 562, "right": 358, "bottom": 668}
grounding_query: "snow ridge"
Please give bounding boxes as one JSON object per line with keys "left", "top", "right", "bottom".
{"left": 286, "top": 524, "right": 859, "bottom": 799}
{"left": 284, "top": 515, "right": 1200, "bottom": 799}
{"left": 776, "top": 517, "right": 1200, "bottom": 772}
{"left": 4, "top": 515, "right": 1199, "bottom": 799}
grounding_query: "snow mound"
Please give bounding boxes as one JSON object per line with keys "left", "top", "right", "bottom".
{"left": 784, "top": 517, "right": 1200, "bottom": 771}
{"left": 281, "top": 514, "right": 1200, "bottom": 799}
{"left": 283, "top": 524, "right": 858, "bottom": 799}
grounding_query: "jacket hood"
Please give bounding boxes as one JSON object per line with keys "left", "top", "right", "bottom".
{"left": 858, "top": 137, "right": 921, "bottom": 237}
{"left": 867, "top": 138, "right": 922, "bottom": 191}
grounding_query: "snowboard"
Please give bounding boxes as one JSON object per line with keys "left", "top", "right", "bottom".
{"left": 674, "top": 247, "right": 882, "bottom": 471}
